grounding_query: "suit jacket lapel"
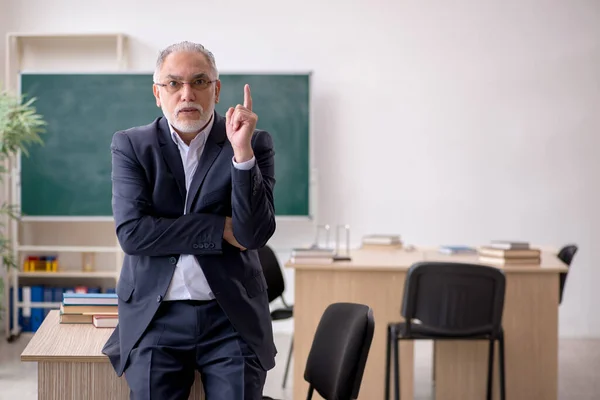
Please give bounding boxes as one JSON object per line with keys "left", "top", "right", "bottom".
{"left": 157, "top": 117, "right": 187, "bottom": 200}
{"left": 185, "top": 112, "right": 227, "bottom": 214}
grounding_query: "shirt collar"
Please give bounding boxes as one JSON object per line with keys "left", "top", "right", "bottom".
{"left": 169, "top": 112, "right": 215, "bottom": 147}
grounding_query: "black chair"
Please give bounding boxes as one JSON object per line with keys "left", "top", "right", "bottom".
{"left": 557, "top": 244, "right": 578, "bottom": 304}
{"left": 304, "top": 302, "right": 375, "bottom": 400}
{"left": 262, "top": 302, "right": 374, "bottom": 400}
{"left": 257, "top": 245, "right": 294, "bottom": 388}
{"left": 385, "top": 262, "right": 506, "bottom": 400}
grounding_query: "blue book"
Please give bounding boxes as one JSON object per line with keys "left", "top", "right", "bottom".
{"left": 43, "top": 286, "right": 54, "bottom": 317}
{"left": 63, "top": 292, "right": 118, "bottom": 305}
{"left": 21, "top": 286, "right": 32, "bottom": 332}
{"left": 30, "top": 285, "right": 45, "bottom": 332}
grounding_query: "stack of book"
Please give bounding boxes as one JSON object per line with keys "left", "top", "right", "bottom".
{"left": 478, "top": 241, "right": 541, "bottom": 265}
{"left": 59, "top": 292, "right": 119, "bottom": 328}
{"left": 290, "top": 248, "right": 335, "bottom": 264}
{"left": 361, "top": 234, "right": 403, "bottom": 250}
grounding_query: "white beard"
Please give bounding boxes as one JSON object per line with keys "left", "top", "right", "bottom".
{"left": 170, "top": 117, "right": 209, "bottom": 133}
{"left": 163, "top": 102, "right": 210, "bottom": 134}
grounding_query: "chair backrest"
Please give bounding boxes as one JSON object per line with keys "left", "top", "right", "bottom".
{"left": 303, "top": 302, "right": 375, "bottom": 400}
{"left": 401, "top": 262, "right": 506, "bottom": 337}
{"left": 557, "top": 244, "right": 578, "bottom": 304}
{"left": 257, "top": 245, "right": 285, "bottom": 303}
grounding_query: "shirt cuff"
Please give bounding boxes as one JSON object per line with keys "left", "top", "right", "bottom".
{"left": 232, "top": 156, "right": 256, "bottom": 170}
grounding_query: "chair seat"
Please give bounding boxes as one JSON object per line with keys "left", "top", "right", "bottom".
{"left": 271, "top": 306, "right": 293, "bottom": 321}
{"left": 390, "top": 321, "right": 503, "bottom": 340}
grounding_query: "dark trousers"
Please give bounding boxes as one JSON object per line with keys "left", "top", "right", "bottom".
{"left": 124, "top": 300, "right": 266, "bottom": 400}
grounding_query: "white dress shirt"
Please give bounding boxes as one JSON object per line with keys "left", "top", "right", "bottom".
{"left": 164, "top": 115, "right": 256, "bottom": 301}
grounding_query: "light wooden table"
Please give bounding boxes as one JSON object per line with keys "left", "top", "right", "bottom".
{"left": 21, "top": 310, "right": 205, "bottom": 400}
{"left": 287, "top": 247, "right": 567, "bottom": 400}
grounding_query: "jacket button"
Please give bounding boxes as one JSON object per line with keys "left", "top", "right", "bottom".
{"left": 157, "top": 295, "right": 162, "bottom": 302}
{"left": 169, "top": 257, "right": 177, "bottom": 264}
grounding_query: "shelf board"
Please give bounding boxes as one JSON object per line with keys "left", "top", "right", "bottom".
{"left": 8, "top": 32, "right": 125, "bottom": 39}
{"left": 18, "top": 271, "right": 117, "bottom": 278}
{"left": 17, "top": 302, "right": 61, "bottom": 309}
{"left": 18, "top": 245, "right": 121, "bottom": 253}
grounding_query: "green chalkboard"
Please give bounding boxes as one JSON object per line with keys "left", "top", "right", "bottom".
{"left": 20, "top": 73, "right": 310, "bottom": 217}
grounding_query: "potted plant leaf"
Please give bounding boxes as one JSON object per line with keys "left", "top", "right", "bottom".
{"left": 0, "top": 86, "right": 46, "bottom": 326}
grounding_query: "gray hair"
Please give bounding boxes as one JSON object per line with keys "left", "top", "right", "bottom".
{"left": 153, "top": 41, "right": 219, "bottom": 82}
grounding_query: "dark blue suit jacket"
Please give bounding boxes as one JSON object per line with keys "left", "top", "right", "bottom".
{"left": 102, "top": 112, "right": 277, "bottom": 376}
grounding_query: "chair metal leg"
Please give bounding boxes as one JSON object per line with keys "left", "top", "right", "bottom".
{"left": 486, "top": 338, "right": 495, "bottom": 400}
{"left": 393, "top": 334, "right": 401, "bottom": 400}
{"left": 385, "top": 325, "right": 392, "bottom": 400}
{"left": 282, "top": 334, "right": 293, "bottom": 388}
{"left": 306, "top": 385, "right": 314, "bottom": 400}
{"left": 432, "top": 340, "right": 436, "bottom": 384}
{"left": 499, "top": 335, "right": 506, "bottom": 400}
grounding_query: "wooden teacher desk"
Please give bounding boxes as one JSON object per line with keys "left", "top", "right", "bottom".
{"left": 21, "top": 310, "right": 205, "bottom": 400}
{"left": 287, "top": 247, "right": 567, "bottom": 400}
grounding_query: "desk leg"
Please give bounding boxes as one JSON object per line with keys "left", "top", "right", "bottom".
{"left": 434, "top": 273, "right": 559, "bottom": 400}
{"left": 37, "top": 362, "right": 205, "bottom": 400}
{"left": 293, "top": 269, "right": 414, "bottom": 400}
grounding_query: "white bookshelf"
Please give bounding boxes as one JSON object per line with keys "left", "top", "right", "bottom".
{"left": 3, "top": 32, "right": 128, "bottom": 341}
{"left": 7, "top": 218, "right": 124, "bottom": 340}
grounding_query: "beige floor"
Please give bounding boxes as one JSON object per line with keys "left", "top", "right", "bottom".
{"left": 0, "top": 332, "right": 598, "bottom": 399}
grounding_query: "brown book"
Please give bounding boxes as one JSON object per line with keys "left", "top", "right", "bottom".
{"left": 478, "top": 247, "right": 541, "bottom": 259}
{"left": 361, "top": 243, "right": 404, "bottom": 250}
{"left": 59, "top": 313, "right": 93, "bottom": 324}
{"left": 362, "top": 235, "right": 402, "bottom": 245}
{"left": 479, "top": 256, "right": 541, "bottom": 265}
{"left": 60, "top": 303, "right": 118, "bottom": 315}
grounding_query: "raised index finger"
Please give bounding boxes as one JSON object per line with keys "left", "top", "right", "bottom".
{"left": 244, "top": 84, "right": 252, "bottom": 111}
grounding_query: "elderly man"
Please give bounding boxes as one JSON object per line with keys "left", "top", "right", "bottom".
{"left": 102, "top": 41, "right": 277, "bottom": 400}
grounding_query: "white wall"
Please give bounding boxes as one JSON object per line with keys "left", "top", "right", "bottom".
{"left": 1, "top": 0, "right": 599, "bottom": 337}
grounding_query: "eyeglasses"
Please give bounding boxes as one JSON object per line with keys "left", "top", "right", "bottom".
{"left": 154, "top": 78, "right": 217, "bottom": 93}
